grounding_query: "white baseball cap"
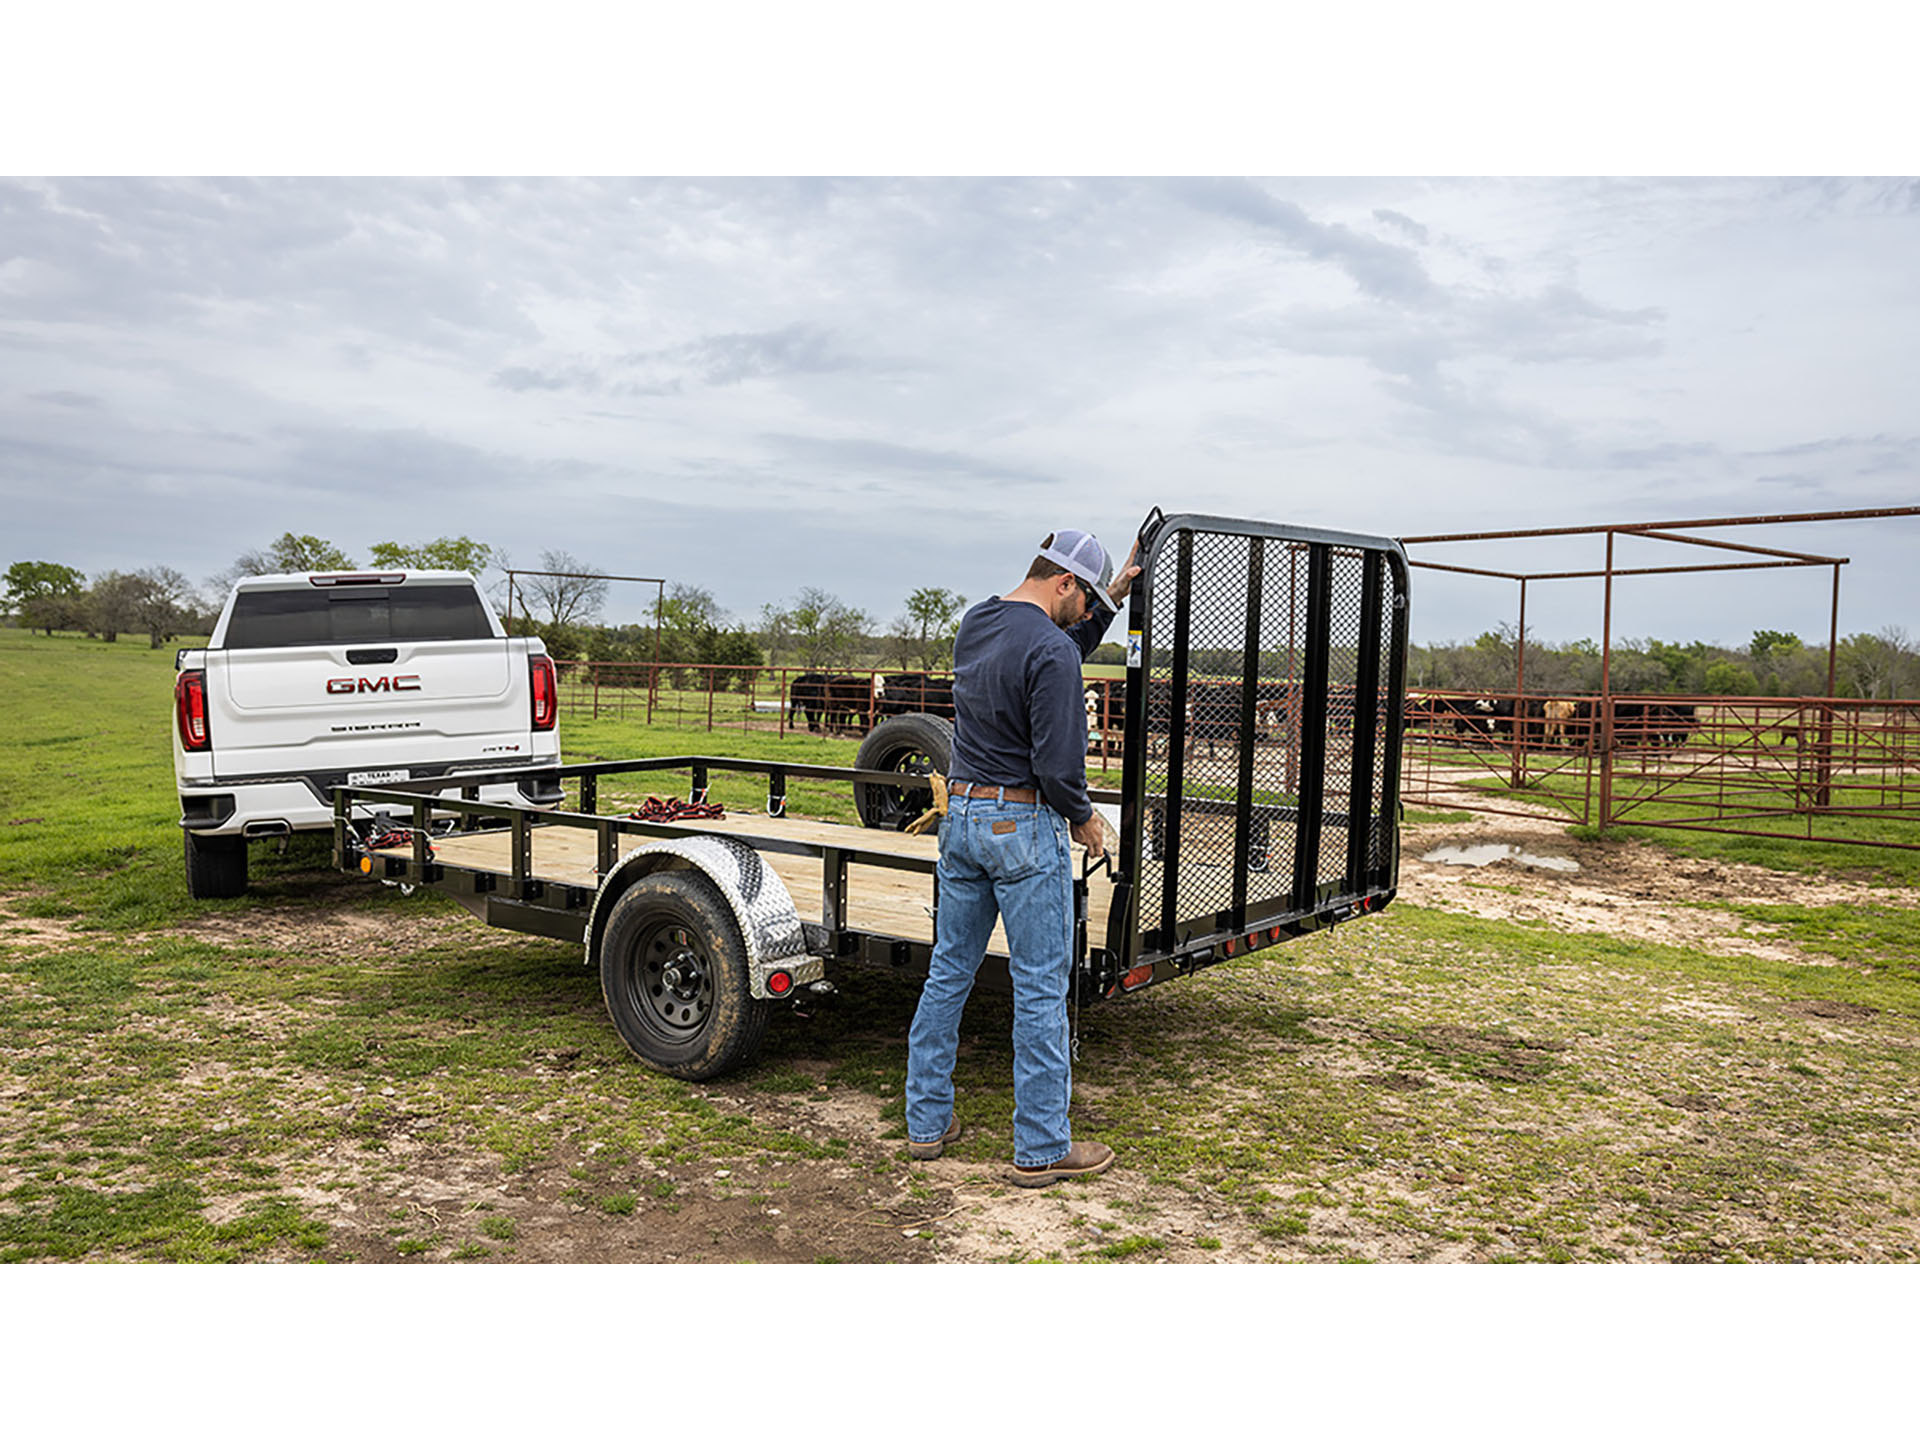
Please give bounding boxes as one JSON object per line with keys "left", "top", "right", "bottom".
{"left": 1038, "top": 529, "right": 1115, "bottom": 612}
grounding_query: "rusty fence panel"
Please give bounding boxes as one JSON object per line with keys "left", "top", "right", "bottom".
{"left": 1398, "top": 688, "right": 1596, "bottom": 826}
{"left": 1601, "top": 696, "right": 1920, "bottom": 850}
{"left": 1398, "top": 691, "right": 1920, "bottom": 851}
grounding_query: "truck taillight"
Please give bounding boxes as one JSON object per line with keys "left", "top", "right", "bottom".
{"left": 530, "top": 655, "right": 557, "bottom": 731}
{"left": 176, "top": 669, "right": 210, "bottom": 751}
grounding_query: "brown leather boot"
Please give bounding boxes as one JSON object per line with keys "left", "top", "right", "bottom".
{"left": 908, "top": 1116, "right": 963, "bottom": 1160}
{"left": 1010, "top": 1140, "right": 1115, "bottom": 1188}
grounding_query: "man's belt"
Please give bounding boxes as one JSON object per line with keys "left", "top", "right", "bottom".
{"left": 946, "top": 780, "right": 1039, "bottom": 804}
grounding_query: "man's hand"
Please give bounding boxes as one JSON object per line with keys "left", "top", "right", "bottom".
{"left": 1106, "top": 538, "right": 1145, "bottom": 608}
{"left": 1071, "top": 813, "right": 1106, "bottom": 860}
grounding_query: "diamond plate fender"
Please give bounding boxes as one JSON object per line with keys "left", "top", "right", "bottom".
{"left": 585, "top": 835, "right": 821, "bottom": 999}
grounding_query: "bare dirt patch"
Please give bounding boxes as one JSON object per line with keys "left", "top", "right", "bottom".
{"left": 292, "top": 1081, "right": 1249, "bottom": 1265}
{"left": 1398, "top": 811, "right": 1914, "bottom": 964}
{"left": 173, "top": 896, "right": 473, "bottom": 959}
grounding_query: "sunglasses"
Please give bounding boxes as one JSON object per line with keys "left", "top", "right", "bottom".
{"left": 1074, "top": 577, "right": 1100, "bottom": 611}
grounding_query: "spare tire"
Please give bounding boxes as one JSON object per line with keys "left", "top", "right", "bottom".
{"left": 854, "top": 713, "right": 953, "bottom": 830}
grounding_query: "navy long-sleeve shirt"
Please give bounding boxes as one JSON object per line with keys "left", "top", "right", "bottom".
{"left": 946, "top": 596, "right": 1113, "bottom": 824}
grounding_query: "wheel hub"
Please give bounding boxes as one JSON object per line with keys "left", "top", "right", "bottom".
{"left": 660, "top": 949, "right": 703, "bottom": 998}
{"left": 638, "top": 923, "right": 712, "bottom": 1037}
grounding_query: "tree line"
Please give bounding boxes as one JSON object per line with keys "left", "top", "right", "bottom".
{"left": 1, "top": 533, "right": 501, "bottom": 650}
{"left": 505, "top": 553, "right": 973, "bottom": 690}
{"left": 1, "top": 534, "right": 983, "bottom": 684}
{"left": 1407, "top": 626, "right": 1920, "bottom": 702}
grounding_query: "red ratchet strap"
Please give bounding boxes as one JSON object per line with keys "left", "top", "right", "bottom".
{"left": 627, "top": 795, "right": 726, "bottom": 823}
{"left": 366, "top": 827, "right": 434, "bottom": 857}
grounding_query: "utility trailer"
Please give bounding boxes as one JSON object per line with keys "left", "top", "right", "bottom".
{"left": 333, "top": 512, "right": 1411, "bottom": 1079}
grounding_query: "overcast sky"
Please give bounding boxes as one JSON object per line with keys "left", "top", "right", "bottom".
{"left": 4, "top": 175, "right": 1916, "bottom": 649}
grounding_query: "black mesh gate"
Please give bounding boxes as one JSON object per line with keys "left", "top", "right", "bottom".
{"left": 1097, "top": 513, "right": 1410, "bottom": 990}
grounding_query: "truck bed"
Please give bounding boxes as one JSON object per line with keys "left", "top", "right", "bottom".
{"left": 431, "top": 813, "right": 1118, "bottom": 957}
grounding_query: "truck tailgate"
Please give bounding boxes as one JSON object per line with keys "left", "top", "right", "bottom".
{"left": 210, "top": 640, "right": 529, "bottom": 777}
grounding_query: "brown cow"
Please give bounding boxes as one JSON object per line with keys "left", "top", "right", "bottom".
{"left": 1543, "top": 698, "right": 1577, "bottom": 747}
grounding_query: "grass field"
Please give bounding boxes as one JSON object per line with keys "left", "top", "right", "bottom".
{"left": 4, "top": 628, "right": 1920, "bottom": 1263}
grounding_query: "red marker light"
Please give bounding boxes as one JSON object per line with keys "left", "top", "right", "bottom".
{"left": 767, "top": 971, "right": 792, "bottom": 996}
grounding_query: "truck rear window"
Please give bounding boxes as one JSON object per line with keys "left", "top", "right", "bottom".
{"left": 224, "top": 585, "right": 496, "bottom": 649}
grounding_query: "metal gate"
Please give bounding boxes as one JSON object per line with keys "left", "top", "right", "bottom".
{"left": 1105, "top": 513, "right": 1411, "bottom": 970}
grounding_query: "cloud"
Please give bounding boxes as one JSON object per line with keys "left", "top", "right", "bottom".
{"left": 1171, "top": 177, "right": 1439, "bottom": 305}
{"left": 492, "top": 323, "right": 856, "bottom": 398}
{"left": 757, "top": 433, "right": 1062, "bottom": 488}
{"left": 1373, "top": 209, "right": 1430, "bottom": 244}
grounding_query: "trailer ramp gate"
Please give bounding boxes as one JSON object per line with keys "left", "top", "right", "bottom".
{"left": 1103, "top": 514, "right": 1410, "bottom": 990}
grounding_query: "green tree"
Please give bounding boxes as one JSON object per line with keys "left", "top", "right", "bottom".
{"left": 1702, "top": 660, "right": 1758, "bottom": 696}
{"left": 4, "top": 561, "right": 86, "bottom": 634}
{"left": 1834, "top": 629, "right": 1916, "bottom": 702}
{"left": 368, "top": 536, "right": 496, "bottom": 573}
{"left": 1642, "top": 639, "right": 1709, "bottom": 694}
{"left": 900, "top": 586, "right": 967, "bottom": 669}
{"left": 764, "top": 587, "right": 871, "bottom": 670}
{"left": 87, "top": 571, "right": 145, "bottom": 642}
{"left": 131, "top": 566, "right": 196, "bottom": 649}
{"left": 231, "top": 533, "right": 356, "bottom": 577}
{"left": 519, "top": 619, "right": 588, "bottom": 662}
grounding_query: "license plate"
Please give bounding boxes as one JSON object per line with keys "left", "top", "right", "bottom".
{"left": 348, "top": 769, "right": 411, "bottom": 786}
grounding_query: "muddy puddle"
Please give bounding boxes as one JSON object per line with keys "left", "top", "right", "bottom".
{"left": 1420, "top": 843, "right": 1580, "bottom": 873}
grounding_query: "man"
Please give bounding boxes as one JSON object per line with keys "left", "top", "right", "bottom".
{"left": 904, "top": 527, "right": 1140, "bottom": 1187}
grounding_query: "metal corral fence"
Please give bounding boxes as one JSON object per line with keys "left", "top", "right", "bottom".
{"left": 552, "top": 661, "right": 1920, "bottom": 853}
{"left": 1400, "top": 690, "right": 1920, "bottom": 850}
{"left": 551, "top": 660, "right": 954, "bottom": 737}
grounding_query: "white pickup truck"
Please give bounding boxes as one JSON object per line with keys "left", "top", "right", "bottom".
{"left": 173, "top": 569, "right": 562, "bottom": 898}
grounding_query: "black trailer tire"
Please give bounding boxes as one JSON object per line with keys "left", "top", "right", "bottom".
{"left": 183, "top": 831, "right": 248, "bottom": 900}
{"left": 599, "top": 870, "right": 770, "bottom": 1080}
{"left": 853, "top": 713, "right": 953, "bottom": 830}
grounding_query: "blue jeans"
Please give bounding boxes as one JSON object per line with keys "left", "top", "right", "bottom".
{"left": 906, "top": 792, "right": 1075, "bottom": 1167}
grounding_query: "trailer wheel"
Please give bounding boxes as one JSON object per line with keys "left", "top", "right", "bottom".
{"left": 183, "top": 831, "right": 248, "bottom": 900}
{"left": 854, "top": 713, "right": 953, "bottom": 830}
{"left": 599, "top": 870, "right": 769, "bottom": 1079}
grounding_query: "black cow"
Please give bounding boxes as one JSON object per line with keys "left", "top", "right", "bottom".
{"left": 790, "top": 672, "right": 884, "bottom": 732}
{"left": 790, "top": 672, "right": 830, "bottom": 732}
{"left": 1613, "top": 701, "right": 1661, "bottom": 748}
{"left": 1653, "top": 702, "right": 1697, "bottom": 748}
{"left": 1414, "top": 695, "right": 1505, "bottom": 739}
{"left": 877, "top": 671, "right": 956, "bottom": 719}
{"left": 1186, "top": 681, "right": 1242, "bottom": 758}
{"left": 825, "top": 673, "right": 882, "bottom": 731}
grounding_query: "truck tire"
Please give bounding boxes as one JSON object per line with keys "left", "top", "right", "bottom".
{"left": 599, "top": 870, "right": 770, "bottom": 1080}
{"left": 183, "top": 831, "right": 248, "bottom": 900}
{"left": 853, "top": 713, "right": 953, "bottom": 830}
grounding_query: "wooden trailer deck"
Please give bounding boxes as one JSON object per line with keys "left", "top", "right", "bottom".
{"left": 431, "top": 813, "right": 1119, "bottom": 956}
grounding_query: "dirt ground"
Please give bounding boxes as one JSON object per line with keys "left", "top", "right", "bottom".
{"left": 1396, "top": 808, "right": 1911, "bottom": 966}
{"left": 8, "top": 808, "right": 1911, "bottom": 1265}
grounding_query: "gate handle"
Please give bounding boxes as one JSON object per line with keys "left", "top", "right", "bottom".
{"left": 1136, "top": 506, "right": 1166, "bottom": 555}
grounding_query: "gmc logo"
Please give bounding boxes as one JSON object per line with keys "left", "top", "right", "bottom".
{"left": 327, "top": 675, "right": 422, "bottom": 695}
